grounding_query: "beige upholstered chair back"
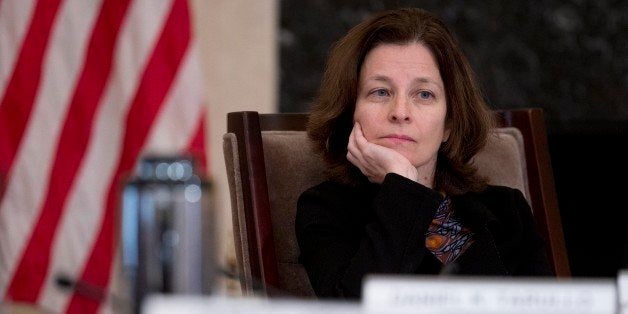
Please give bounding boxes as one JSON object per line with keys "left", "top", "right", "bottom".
{"left": 224, "top": 125, "right": 535, "bottom": 297}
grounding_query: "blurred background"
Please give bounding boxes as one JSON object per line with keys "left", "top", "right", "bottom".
{"left": 276, "top": 0, "right": 628, "bottom": 278}
{"left": 1, "top": 0, "right": 626, "bottom": 312}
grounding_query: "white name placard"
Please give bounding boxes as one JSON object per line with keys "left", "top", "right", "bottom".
{"left": 363, "top": 275, "right": 616, "bottom": 314}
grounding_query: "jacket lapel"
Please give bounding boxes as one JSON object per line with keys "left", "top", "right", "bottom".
{"left": 449, "top": 193, "right": 509, "bottom": 275}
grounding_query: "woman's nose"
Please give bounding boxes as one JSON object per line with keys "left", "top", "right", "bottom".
{"left": 388, "top": 98, "right": 411, "bottom": 122}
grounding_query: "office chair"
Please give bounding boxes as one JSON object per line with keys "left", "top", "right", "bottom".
{"left": 223, "top": 108, "right": 569, "bottom": 297}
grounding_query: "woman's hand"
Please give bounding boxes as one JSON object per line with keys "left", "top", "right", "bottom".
{"left": 346, "top": 122, "right": 419, "bottom": 184}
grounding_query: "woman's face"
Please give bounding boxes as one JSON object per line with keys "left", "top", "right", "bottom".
{"left": 354, "top": 42, "right": 449, "bottom": 174}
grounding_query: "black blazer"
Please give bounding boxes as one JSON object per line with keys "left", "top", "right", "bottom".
{"left": 296, "top": 173, "right": 553, "bottom": 299}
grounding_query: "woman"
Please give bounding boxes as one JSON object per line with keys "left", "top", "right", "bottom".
{"left": 295, "top": 8, "right": 552, "bottom": 299}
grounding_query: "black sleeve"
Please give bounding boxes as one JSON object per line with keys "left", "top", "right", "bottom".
{"left": 295, "top": 173, "right": 443, "bottom": 298}
{"left": 511, "top": 189, "right": 554, "bottom": 276}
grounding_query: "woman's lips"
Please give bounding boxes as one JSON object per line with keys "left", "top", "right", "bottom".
{"left": 381, "top": 134, "right": 416, "bottom": 142}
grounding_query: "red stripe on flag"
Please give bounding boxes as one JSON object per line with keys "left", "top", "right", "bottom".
{"left": 5, "top": 0, "right": 133, "bottom": 302}
{"left": 0, "top": 0, "right": 63, "bottom": 201}
{"left": 66, "top": 0, "right": 191, "bottom": 312}
{"left": 186, "top": 109, "right": 208, "bottom": 176}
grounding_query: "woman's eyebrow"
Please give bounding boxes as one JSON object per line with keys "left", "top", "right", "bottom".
{"left": 364, "top": 75, "right": 392, "bottom": 83}
{"left": 413, "top": 77, "right": 444, "bottom": 91}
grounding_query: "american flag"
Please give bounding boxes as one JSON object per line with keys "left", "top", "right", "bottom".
{"left": 0, "top": 0, "right": 208, "bottom": 312}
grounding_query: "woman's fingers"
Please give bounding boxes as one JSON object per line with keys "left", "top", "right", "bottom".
{"left": 346, "top": 150, "right": 360, "bottom": 169}
{"left": 347, "top": 124, "right": 367, "bottom": 169}
{"left": 347, "top": 125, "right": 359, "bottom": 160}
{"left": 348, "top": 121, "right": 418, "bottom": 183}
{"left": 353, "top": 122, "right": 369, "bottom": 151}
{"left": 347, "top": 149, "right": 370, "bottom": 179}
{"left": 347, "top": 122, "right": 384, "bottom": 182}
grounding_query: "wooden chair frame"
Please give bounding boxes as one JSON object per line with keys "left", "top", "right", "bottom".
{"left": 226, "top": 108, "right": 570, "bottom": 296}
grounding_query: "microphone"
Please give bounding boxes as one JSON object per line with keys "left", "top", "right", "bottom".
{"left": 56, "top": 267, "right": 293, "bottom": 310}
{"left": 55, "top": 274, "right": 131, "bottom": 312}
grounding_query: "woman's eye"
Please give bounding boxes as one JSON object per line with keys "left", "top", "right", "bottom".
{"left": 372, "top": 89, "right": 389, "bottom": 97}
{"left": 419, "top": 91, "right": 432, "bottom": 99}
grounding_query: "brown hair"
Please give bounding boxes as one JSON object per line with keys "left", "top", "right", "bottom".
{"left": 307, "top": 8, "right": 494, "bottom": 195}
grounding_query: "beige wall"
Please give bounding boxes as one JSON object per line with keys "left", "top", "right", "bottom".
{"left": 190, "top": 0, "right": 278, "bottom": 288}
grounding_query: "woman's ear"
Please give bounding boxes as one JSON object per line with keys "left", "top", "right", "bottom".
{"left": 443, "top": 128, "right": 451, "bottom": 143}
{"left": 443, "top": 114, "right": 452, "bottom": 143}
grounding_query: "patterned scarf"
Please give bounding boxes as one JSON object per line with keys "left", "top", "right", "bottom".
{"left": 425, "top": 197, "right": 475, "bottom": 265}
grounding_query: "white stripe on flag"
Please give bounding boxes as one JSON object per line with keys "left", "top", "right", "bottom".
{"left": 0, "top": 0, "right": 36, "bottom": 93}
{"left": 144, "top": 43, "right": 206, "bottom": 155}
{"left": 0, "top": 0, "right": 101, "bottom": 298}
{"left": 38, "top": 0, "right": 174, "bottom": 311}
